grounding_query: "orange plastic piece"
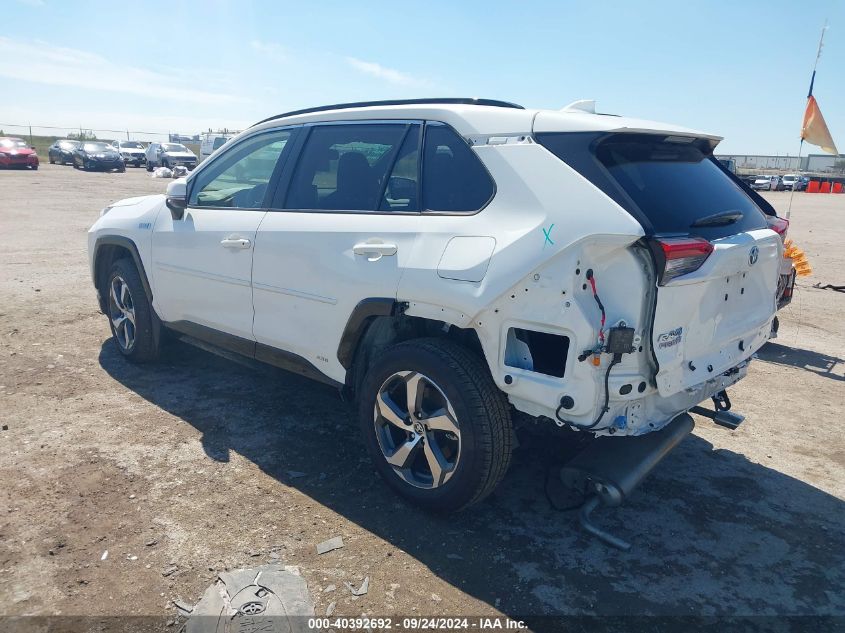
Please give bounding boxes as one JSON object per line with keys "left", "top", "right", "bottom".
{"left": 591, "top": 355, "right": 601, "bottom": 367}
{"left": 833, "top": 182, "right": 843, "bottom": 193}
{"left": 807, "top": 180, "right": 820, "bottom": 193}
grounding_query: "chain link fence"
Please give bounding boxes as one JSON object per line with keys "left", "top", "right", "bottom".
{"left": 0, "top": 123, "right": 241, "bottom": 156}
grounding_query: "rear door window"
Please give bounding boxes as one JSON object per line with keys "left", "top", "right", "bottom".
{"left": 422, "top": 124, "right": 494, "bottom": 212}
{"left": 284, "top": 124, "right": 409, "bottom": 211}
{"left": 537, "top": 132, "right": 768, "bottom": 240}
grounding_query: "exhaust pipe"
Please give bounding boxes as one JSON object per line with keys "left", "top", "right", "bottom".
{"left": 559, "top": 413, "right": 695, "bottom": 550}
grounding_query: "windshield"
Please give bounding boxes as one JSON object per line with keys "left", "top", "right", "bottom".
{"left": 163, "top": 143, "right": 188, "bottom": 152}
{"left": 83, "top": 142, "right": 111, "bottom": 152}
{"left": 121, "top": 141, "right": 144, "bottom": 149}
{"left": 60, "top": 140, "right": 80, "bottom": 149}
{"left": 0, "top": 138, "right": 28, "bottom": 149}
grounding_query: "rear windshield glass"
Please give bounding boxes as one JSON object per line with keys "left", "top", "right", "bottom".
{"left": 536, "top": 132, "right": 769, "bottom": 240}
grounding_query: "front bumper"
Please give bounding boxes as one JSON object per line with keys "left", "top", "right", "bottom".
{"left": 1, "top": 154, "right": 38, "bottom": 167}
{"left": 166, "top": 157, "right": 197, "bottom": 167}
{"left": 122, "top": 154, "right": 146, "bottom": 163}
{"left": 86, "top": 158, "right": 124, "bottom": 170}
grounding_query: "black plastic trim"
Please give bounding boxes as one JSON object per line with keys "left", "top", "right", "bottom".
{"left": 165, "top": 320, "right": 342, "bottom": 388}
{"left": 337, "top": 298, "right": 397, "bottom": 369}
{"left": 93, "top": 235, "right": 153, "bottom": 305}
{"left": 251, "top": 98, "right": 524, "bottom": 127}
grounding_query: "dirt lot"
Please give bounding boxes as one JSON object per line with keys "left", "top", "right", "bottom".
{"left": 1, "top": 164, "right": 843, "bottom": 625}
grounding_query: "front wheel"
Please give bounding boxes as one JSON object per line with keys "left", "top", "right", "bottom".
{"left": 105, "top": 259, "right": 159, "bottom": 362}
{"left": 358, "top": 338, "right": 513, "bottom": 512}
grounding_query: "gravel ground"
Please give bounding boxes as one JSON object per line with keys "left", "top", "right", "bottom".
{"left": 1, "top": 164, "right": 843, "bottom": 625}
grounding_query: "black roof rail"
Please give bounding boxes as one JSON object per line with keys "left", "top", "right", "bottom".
{"left": 250, "top": 98, "right": 525, "bottom": 127}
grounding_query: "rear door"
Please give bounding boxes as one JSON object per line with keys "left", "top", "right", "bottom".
{"left": 151, "top": 128, "right": 296, "bottom": 340}
{"left": 590, "top": 134, "right": 781, "bottom": 396}
{"left": 251, "top": 121, "right": 422, "bottom": 383}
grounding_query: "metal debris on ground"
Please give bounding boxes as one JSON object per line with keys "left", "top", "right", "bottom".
{"left": 173, "top": 599, "right": 194, "bottom": 616}
{"left": 186, "top": 564, "right": 314, "bottom": 633}
{"left": 345, "top": 576, "right": 369, "bottom": 597}
{"left": 315, "top": 536, "right": 344, "bottom": 555}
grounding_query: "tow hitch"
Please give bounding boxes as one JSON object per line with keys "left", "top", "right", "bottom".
{"left": 558, "top": 413, "right": 695, "bottom": 550}
{"left": 690, "top": 389, "right": 745, "bottom": 430}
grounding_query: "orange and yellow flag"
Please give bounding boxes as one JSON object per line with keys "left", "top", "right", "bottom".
{"left": 801, "top": 95, "right": 838, "bottom": 155}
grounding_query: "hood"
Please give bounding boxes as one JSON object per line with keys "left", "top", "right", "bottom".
{"left": 1, "top": 146, "right": 35, "bottom": 155}
{"left": 165, "top": 151, "right": 196, "bottom": 158}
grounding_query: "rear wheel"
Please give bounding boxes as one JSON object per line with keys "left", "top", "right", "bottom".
{"left": 49, "top": 154, "right": 55, "bottom": 164}
{"left": 105, "top": 259, "right": 159, "bottom": 362}
{"left": 358, "top": 338, "right": 513, "bottom": 512}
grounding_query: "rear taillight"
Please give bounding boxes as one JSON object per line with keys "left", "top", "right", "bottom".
{"left": 766, "top": 215, "right": 789, "bottom": 240}
{"left": 650, "top": 237, "right": 714, "bottom": 285}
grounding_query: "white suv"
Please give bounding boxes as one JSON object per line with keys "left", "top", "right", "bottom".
{"left": 88, "top": 98, "right": 783, "bottom": 515}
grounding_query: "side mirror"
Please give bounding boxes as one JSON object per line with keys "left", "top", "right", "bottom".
{"left": 166, "top": 178, "right": 188, "bottom": 220}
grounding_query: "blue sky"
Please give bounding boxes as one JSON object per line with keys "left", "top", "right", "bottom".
{"left": 1, "top": 0, "right": 842, "bottom": 154}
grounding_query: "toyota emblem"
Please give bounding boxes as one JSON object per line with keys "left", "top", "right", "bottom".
{"left": 239, "top": 601, "right": 266, "bottom": 615}
{"left": 749, "top": 246, "right": 759, "bottom": 266}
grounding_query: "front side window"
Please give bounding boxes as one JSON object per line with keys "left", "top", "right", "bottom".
{"left": 189, "top": 129, "right": 293, "bottom": 209}
{"left": 422, "top": 124, "right": 494, "bottom": 212}
{"left": 284, "top": 124, "right": 408, "bottom": 211}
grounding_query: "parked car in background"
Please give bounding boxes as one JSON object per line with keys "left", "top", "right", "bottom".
{"left": 781, "top": 174, "right": 808, "bottom": 191}
{"left": 200, "top": 134, "right": 233, "bottom": 161}
{"left": 48, "top": 139, "right": 81, "bottom": 165}
{"left": 0, "top": 137, "right": 39, "bottom": 170}
{"left": 751, "top": 175, "right": 784, "bottom": 191}
{"left": 146, "top": 142, "right": 197, "bottom": 171}
{"left": 111, "top": 140, "right": 147, "bottom": 167}
{"left": 73, "top": 141, "right": 125, "bottom": 172}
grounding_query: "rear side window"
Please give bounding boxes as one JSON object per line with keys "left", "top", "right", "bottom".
{"left": 423, "top": 124, "right": 494, "bottom": 212}
{"left": 285, "top": 124, "right": 408, "bottom": 211}
{"left": 536, "top": 132, "right": 768, "bottom": 240}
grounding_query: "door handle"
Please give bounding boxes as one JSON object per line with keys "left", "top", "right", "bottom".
{"left": 353, "top": 241, "right": 398, "bottom": 261}
{"left": 220, "top": 237, "right": 251, "bottom": 249}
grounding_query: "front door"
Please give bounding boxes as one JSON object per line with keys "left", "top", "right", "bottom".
{"left": 151, "top": 128, "right": 296, "bottom": 341}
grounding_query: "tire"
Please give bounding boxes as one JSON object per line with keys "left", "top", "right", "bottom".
{"left": 117, "top": 164, "right": 126, "bottom": 173}
{"left": 49, "top": 154, "right": 55, "bottom": 164}
{"left": 357, "top": 338, "right": 513, "bottom": 512}
{"left": 161, "top": 158, "right": 169, "bottom": 169}
{"left": 105, "top": 258, "right": 159, "bottom": 363}
{"left": 32, "top": 165, "right": 38, "bottom": 170}
{"left": 146, "top": 161, "right": 154, "bottom": 172}
{"left": 134, "top": 161, "right": 141, "bottom": 168}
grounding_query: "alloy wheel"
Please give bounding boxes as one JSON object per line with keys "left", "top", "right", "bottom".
{"left": 108, "top": 275, "right": 136, "bottom": 351}
{"left": 373, "top": 371, "right": 461, "bottom": 489}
